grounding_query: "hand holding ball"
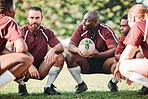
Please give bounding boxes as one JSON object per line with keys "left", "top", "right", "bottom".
{"left": 78, "top": 38, "right": 95, "bottom": 56}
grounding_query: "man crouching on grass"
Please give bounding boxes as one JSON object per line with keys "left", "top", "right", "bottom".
{"left": 12, "top": 6, "right": 64, "bottom": 96}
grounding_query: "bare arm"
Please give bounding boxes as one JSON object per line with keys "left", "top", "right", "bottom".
{"left": 68, "top": 40, "right": 79, "bottom": 53}
{"left": 14, "top": 38, "right": 28, "bottom": 53}
{"left": 44, "top": 43, "right": 64, "bottom": 63}
{"left": 115, "top": 54, "right": 121, "bottom": 62}
{"left": 119, "top": 44, "right": 137, "bottom": 62}
{"left": 1, "top": 47, "right": 13, "bottom": 54}
{"left": 51, "top": 43, "right": 64, "bottom": 54}
{"left": 91, "top": 43, "right": 117, "bottom": 59}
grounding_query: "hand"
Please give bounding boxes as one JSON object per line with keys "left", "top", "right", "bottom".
{"left": 29, "top": 65, "right": 40, "bottom": 79}
{"left": 126, "top": 78, "right": 133, "bottom": 86}
{"left": 16, "top": 70, "right": 27, "bottom": 79}
{"left": 85, "top": 49, "right": 99, "bottom": 58}
{"left": 44, "top": 48, "right": 55, "bottom": 63}
{"left": 78, "top": 47, "right": 85, "bottom": 57}
{"left": 113, "top": 62, "right": 124, "bottom": 82}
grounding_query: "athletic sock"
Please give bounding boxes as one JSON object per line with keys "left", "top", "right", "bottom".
{"left": 0, "top": 70, "right": 16, "bottom": 88}
{"left": 15, "top": 77, "right": 25, "bottom": 85}
{"left": 45, "top": 66, "right": 61, "bottom": 88}
{"left": 68, "top": 66, "right": 83, "bottom": 84}
{"left": 112, "top": 77, "right": 118, "bottom": 83}
{"left": 129, "top": 72, "right": 148, "bottom": 87}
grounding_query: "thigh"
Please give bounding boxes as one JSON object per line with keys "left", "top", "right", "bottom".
{"left": 37, "top": 60, "right": 52, "bottom": 79}
{"left": 0, "top": 53, "right": 27, "bottom": 75}
{"left": 102, "top": 57, "right": 116, "bottom": 74}
{"left": 119, "top": 59, "right": 148, "bottom": 78}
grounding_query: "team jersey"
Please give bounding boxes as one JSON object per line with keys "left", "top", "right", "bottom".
{"left": 115, "top": 35, "right": 126, "bottom": 55}
{"left": 0, "top": 14, "right": 23, "bottom": 54}
{"left": 71, "top": 23, "right": 118, "bottom": 52}
{"left": 21, "top": 24, "right": 60, "bottom": 66}
{"left": 124, "top": 19, "right": 148, "bottom": 58}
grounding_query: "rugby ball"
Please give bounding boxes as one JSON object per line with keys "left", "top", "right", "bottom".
{"left": 79, "top": 38, "right": 95, "bottom": 56}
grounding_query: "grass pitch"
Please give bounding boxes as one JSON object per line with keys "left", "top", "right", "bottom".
{"left": 0, "top": 63, "right": 147, "bottom": 99}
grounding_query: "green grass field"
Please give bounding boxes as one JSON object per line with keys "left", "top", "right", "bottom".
{"left": 0, "top": 63, "right": 147, "bottom": 99}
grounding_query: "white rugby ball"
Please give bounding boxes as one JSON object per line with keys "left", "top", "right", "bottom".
{"left": 79, "top": 38, "right": 95, "bottom": 56}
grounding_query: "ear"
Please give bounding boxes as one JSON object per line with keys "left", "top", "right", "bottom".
{"left": 9, "top": 7, "right": 13, "bottom": 13}
{"left": 41, "top": 15, "right": 43, "bottom": 21}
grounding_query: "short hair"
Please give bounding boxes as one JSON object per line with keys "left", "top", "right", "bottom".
{"left": 28, "top": 6, "right": 42, "bottom": 15}
{"left": 0, "top": 0, "right": 13, "bottom": 14}
{"left": 128, "top": 4, "right": 147, "bottom": 20}
{"left": 121, "top": 14, "right": 128, "bottom": 20}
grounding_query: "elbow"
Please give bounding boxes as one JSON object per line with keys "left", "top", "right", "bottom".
{"left": 16, "top": 46, "right": 28, "bottom": 53}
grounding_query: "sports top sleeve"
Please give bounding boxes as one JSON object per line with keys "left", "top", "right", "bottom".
{"left": 124, "top": 24, "right": 143, "bottom": 47}
{"left": 101, "top": 24, "right": 118, "bottom": 46}
{"left": 115, "top": 35, "right": 126, "bottom": 55}
{"left": 3, "top": 18, "right": 23, "bottom": 44}
{"left": 70, "top": 24, "right": 83, "bottom": 45}
{"left": 47, "top": 29, "right": 61, "bottom": 47}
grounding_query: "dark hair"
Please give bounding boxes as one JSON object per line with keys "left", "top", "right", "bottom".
{"left": 0, "top": 0, "right": 13, "bottom": 14}
{"left": 28, "top": 6, "right": 42, "bottom": 15}
{"left": 122, "top": 14, "right": 128, "bottom": 20}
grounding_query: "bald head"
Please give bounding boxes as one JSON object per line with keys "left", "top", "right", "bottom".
{"left": 84, "top": 11, "right": 100, "bottom": 22}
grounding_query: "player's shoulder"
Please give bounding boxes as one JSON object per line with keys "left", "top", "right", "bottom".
{"left": 0, "top": 14, "right": 16, "bottom": 26}
{"left": 100, "top": 23, "right": 114, "bottom": 32}
{"left": 40, "top": 25, "right": 54, "bottom": 35}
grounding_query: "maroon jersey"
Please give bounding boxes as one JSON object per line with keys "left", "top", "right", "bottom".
{"left": 115, "top": 35, "right": 126, "bottom": 55}
{"left": 0, "top": 14, "right": 23, "bottom": 54}
{"left": 71, "top": 23, "right": 118, "bottom": 52}
{"left": 124, "top": 19, "right": 148, "bottom": 58}
{"left": 21, "top": 24, "right": 60, "bottom": 66}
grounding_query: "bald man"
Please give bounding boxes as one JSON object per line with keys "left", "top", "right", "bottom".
{"left": 65, "top": 11, "right": 118, "bottom": 94}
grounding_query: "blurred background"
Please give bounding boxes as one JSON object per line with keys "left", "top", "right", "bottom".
{"left": 14, "top": 0, "right": 148, "bottom": 47}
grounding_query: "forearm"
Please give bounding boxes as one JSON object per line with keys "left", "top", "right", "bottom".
{"left": 119, "top": 45, "right": 137, "bottom": 62}
{"left": 68, "top": 44, "right": 79, "bottom": 53}
{"left": 14, "top": 38, "right": 28, "bottom": 53}
{"left": 51, "top": 43, "right": 64, "bottom": 54}
{"left": 1, "top": 48, "right": 13, "bottom": 54}
{"left": 115, "top": 54, "right": 121, "bottom": 62}
{"left": 94, "top": 47, "right": 116, "bottom": 59}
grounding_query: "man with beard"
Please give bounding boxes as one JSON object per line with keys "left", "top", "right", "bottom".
{"left": 65, "top": 11, "right": 118, "bottom": 94}
{"left": 14, "top": 6, "right": 64, "bottom": 95}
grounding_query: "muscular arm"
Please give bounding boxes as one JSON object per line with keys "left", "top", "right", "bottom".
{"left": 115, "top": 54, "right": 121, "bottom": 62}
{"left": 68, "top": 40, "right": 79, "bottom": 53}
{"left": 119, "top": 44, "right": 137, "bottom": 62}
{"left": 93, "top": 43, "right": 117, "bottom": 59}
{"left": 14, "top": 38, "right": 28, "bottom": 53}
{"left": 51, "top": 43, "right": 64, "bottom": 54}
{"left": 1, "top": 47, "right": 13, "bottom": 54}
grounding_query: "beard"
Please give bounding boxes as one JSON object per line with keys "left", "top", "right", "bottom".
{"left": 29, "top": 22, "right": 40, "bottom": 30}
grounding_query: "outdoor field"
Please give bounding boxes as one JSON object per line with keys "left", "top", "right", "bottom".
{"left": 0, "top": 62, "right": 147, "bottom": 99}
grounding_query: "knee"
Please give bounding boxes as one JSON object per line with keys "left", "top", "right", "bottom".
{"left": 65, "top": 52, "right": 75, "bottom": 63}
{"left": 55, "top": 54, "right": 64, "bottom": 67}
{"left": 20, "top": 53, "right": 34, "bottom": 67}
